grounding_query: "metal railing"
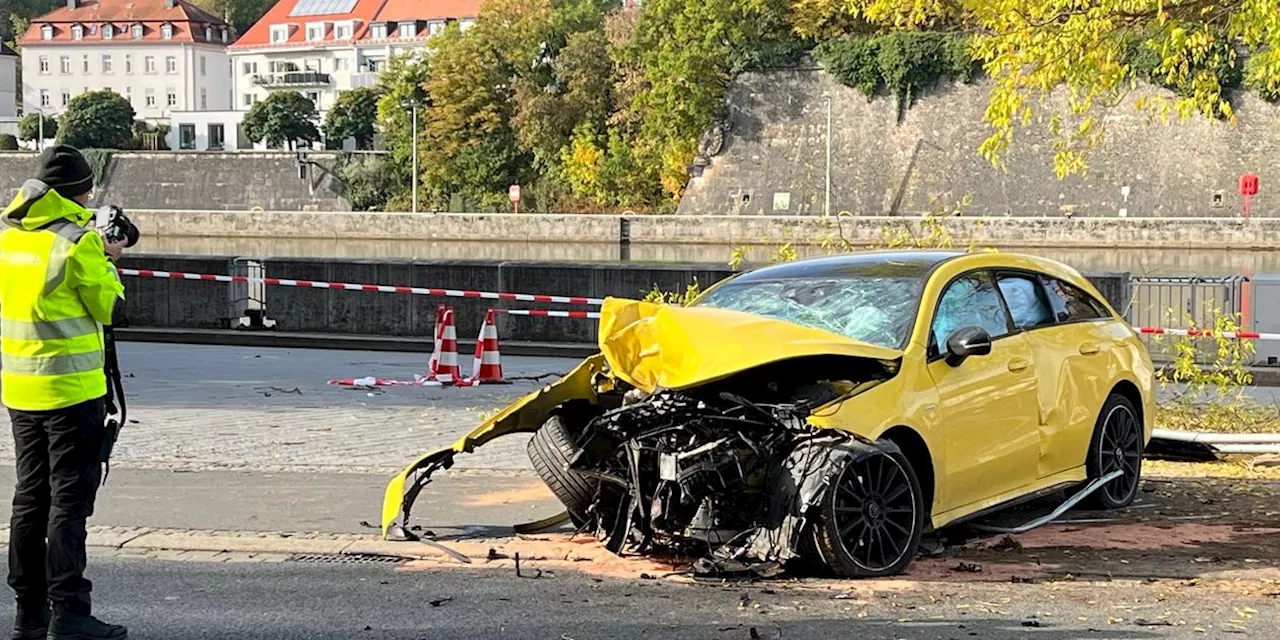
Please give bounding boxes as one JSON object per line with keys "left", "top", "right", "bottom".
{"left": 252, "top": 72, "right": 332, "bottom": 87}
{"left": 1126, "top": 276, "right": 1248, "bottom": 330}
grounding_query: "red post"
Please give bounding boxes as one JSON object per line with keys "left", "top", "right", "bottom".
{"left": 1240, "top": 173, "right": 1259, "bottom": 219}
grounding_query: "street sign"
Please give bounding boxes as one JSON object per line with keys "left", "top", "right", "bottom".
{"left": 508, "top": 185, "right": 521, "bottom": 202}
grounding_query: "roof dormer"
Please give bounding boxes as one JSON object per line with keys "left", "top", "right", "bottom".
{"left": 161, "top": 23, "right": 175, "bottom": 40}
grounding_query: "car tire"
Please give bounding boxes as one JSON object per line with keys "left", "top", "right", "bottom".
{"left": 1083, "top": 393, "right": 1144, "bottom": 510}
{"left": 527, "top": 415, "right": 596, "bottom": 527}
{"left": 810, "top": 447, "right": 925, "bottom": 578}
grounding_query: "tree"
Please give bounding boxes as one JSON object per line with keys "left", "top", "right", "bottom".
{"left": 324, "top": 87, "right": 380, "bottom": 149}
{"left": 241, "top": 91, "right": 320, "bottom": 149}
{"left": 189, "top": 0, "right": 275, "bottom": 35}
{"left": 58, "top": 91, "right": 135, "bottom": 149}
{"left": 18, "top": 112, "right": 57, "bottom": 141}
{"left": 0, "top": 134, "right": 17, "bottom": 151}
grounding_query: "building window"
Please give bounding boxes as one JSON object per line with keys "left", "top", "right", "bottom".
{"left": 270, "top": 25, "right": 288, "bottom": 43}
{"left": 82, "top": 55, "right": 89, "bottom": 74}
{"left": 145, "top": 89, "right": 156, "bottom": 107}
{"left": 179, "top": 124, "right": 196, "bottom": 150}
{"left": 39, "top": 56, "right": 49, "bottom": 74}
{"left": 208, "top": 124, "right": 225, "bottom": 150}
{"left": 72, "top": 25, "right": 83, "bottom": 40}
{"left": 222, "top": 29, "right": 229, "bottom": 43}
{"left": 103, "top": 24, "right": 114, "bottom": 39}
{"left": 200, "top": 88, "right": 207, "bottom": 110}
{"left": 243, "top": 93, "right": 254, "bottom": 107}
{"left": 41, "top": 25, "right": 53, "bottom": 40}
{"left": 39, "top": 90, "right": 49, "bottom": 107}
{"left": 125, "top": 87, "right": 132, "bottom": 103}
{"left": 398, "top": 22, "right": 415, "bottom": 38}
{"left": 427, "top": 21, "right": 445, "bottom": 37}
{"left": 205, "top": 27, "right": 213, "bottom": 41}
{"left": 125, "top": 55, "right": 132, "bottom": 73}
{"left": 133, "top": 24, "right": 143, "bottom": 39}
{"left": 335, "top": 22, "right": 352, "bottom": 39}
{"left": 306, "top": 23, "right": 324, "bottom": 41}
{"left": 145, "top": 56, "right": 156, "bottom": 73}
{"left": 200, "top": 56, "right": 206, "bottom": 76}
{"left": 460, "top": 18, "right": 476, "bottom": 31}
{"left": 61, "top": 92, "right": 69, "bottom": 107}
{"left": 60, "top": 56, "right": 70, "bottom": 74}
{"left": 333, "top": 57, "right": 348, "bottom": 72}
{"left": 161, "top": 24, "right": 173, "bottom": 40}
{"left": 370, "top": 24, "right": 387, "bottom": 39}
{"left": 167, "top": 90, "right": 177, "bottom": 107}
{"left": 166, "top": 57, "right": 177, "bottom": 74}
{"left": 102, "top": 55, "right": 112, "bottom": 73}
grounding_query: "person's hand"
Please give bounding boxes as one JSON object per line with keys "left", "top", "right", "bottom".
{"left": 98, "top": 231, "right": 126, "bottom": 261}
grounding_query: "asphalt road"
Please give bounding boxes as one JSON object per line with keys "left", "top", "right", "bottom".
{"left": 68, "top": 554, "right": 1275, "bottom": 640}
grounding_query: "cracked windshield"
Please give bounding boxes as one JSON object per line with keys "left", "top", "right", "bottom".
{"left": 695, "top": 274, "right": 922, "bottom": 349}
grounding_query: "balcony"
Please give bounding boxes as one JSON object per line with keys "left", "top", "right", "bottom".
{"left": 252, "top": 71, "right": 332, "bottom": 88}
{"left": 350, "top": 72, "right": 379, "bottom": 88}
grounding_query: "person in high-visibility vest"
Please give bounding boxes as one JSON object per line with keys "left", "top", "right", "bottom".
{"left": 0, "top": 146, "right": 128, "bottom": 640}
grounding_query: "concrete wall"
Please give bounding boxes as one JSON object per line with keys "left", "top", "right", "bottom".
{"left": 679, "top": 65, "right": 1280, "bottom": 218}
{"left": 118, "top": 209, "right": 1280, "bottom": 250}
{"left": 0, "top": 151, "right": 349, "bottom": 211}
{"left": 116, "top": 254, "right": 1131, "bottom": 345}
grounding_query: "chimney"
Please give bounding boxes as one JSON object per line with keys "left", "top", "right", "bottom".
{"left": 165, "top": 0, "right": 176, "bottom": 7}
{"left": 66, "top": 0, "right": 77, "bottom": 9}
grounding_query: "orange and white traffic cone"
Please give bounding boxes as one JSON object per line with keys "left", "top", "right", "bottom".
{"left": 426, "top": 304, "right": 446, "bottom": 380}
{"left": 469, "top": 308, "right": 508, "bottom": 385}
{"left": 435, "top": 308, "right": 462, "bottom": 386}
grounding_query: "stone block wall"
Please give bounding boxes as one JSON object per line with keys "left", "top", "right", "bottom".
{"left": 679, "top": 65, "right": 1279, "bottom": 218}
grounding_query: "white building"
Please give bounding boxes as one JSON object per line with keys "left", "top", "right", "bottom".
{"left": 1, "top": 44, "right": 17, "bottom": 135}
{"left": 168, "top": 0, "right": 479, "bottom": 151}
{"left": 20, "top": 0, "right": 234, "bottom": 122}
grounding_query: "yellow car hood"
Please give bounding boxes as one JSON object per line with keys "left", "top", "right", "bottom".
{"left": 597, "top": 297, "right": 902, "bottom": 392}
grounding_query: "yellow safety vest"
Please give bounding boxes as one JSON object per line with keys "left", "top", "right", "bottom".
{"left": 0, "top": 180, "right": 124, "bottom": 411}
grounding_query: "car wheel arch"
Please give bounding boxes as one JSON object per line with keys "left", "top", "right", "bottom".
{"left": 1107, "top": 379, "right": 1145, "bottom": 429}
{"left": 878, "top": 425, "right": 936, "bottom": 519}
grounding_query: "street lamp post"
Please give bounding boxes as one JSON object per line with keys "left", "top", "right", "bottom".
{"left": 402, "top": 99, "right": 420, "bottom": 213}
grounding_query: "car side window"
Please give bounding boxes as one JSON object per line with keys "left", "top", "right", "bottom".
{"left": 996, "top": 274, "right": 1055, "bottom": 331}
{"left": 1042, "top": 278, "right": 1110, "bottom": 323}
{"left": 931, "top": 272, "right": 1010, "bottom": 352}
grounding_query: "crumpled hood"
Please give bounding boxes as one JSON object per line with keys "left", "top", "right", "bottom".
{"left": 597, "top": 298, "right": 903, "bottom": 392}
{"left": 2, "top": 180, "right": 92, "bottom": 231}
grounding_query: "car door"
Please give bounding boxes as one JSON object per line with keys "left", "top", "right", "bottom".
{"left": 1019, "top": 274, "right": 1121, "bottom": 477}
{"left": 926, "top": 271, "right": 1042, "bottom": 512}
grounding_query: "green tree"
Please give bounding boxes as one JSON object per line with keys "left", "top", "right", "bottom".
{"left": 18, "top": 112, "right": 57, "bottom": 141}
{"left": 0, "top": 134, "right": 18, "bottom": 151}
{"left": 189, "top": 0, "right": 275, "bottom": 35}
{"left": 241, "top": 91, "right": 320, "bottom": 149}
{"left": 58, "top": 91, "right": 135, "bottom": 149}
{"left": 324, "top": 87, "right": 380, "bottom": 149}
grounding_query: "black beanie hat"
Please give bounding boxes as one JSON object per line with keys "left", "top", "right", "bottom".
{"left": 36, "top": 145, "right": 94, "bottom": 199}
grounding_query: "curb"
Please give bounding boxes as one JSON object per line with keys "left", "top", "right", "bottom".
{"left": 116, "top": 327, "right": 598, "bottom": 358}
{"left": 73, "top": 527, "right": 461, "bottom": 563}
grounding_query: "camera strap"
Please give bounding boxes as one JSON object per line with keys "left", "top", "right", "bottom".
{"left": 101, "top": 325, "right": 126, "bottom": 485}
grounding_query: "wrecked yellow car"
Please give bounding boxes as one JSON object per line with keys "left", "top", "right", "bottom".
{"left": 382, "top": 251, "right": 1155, "bottom": 578}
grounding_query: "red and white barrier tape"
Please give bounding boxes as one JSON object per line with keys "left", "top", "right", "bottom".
{"left": 116, "top": 268, "right": 605, "bottom": 306}
{"left": 497, "top": 309, "right": 602, "bottom": 319}
{"left": 1134, "top": 326, "right": 1280, "bottom": 341}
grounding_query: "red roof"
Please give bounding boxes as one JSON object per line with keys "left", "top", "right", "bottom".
{"left": 231, "top": 0, "right": 480, "bottom": 49}
{"left": 21, "top": 0, "right": 231, "bottom": 45}
{"left": 375, "top": 0, "right": 479, "bottom": 22}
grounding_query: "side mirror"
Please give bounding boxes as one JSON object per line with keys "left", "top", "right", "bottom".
{"left": 945, "top": 326, "right": 992, "bottom": 367}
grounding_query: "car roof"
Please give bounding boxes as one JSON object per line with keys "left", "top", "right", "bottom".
{"left": 731, "top": 251, "right": 964, "bottom": 283}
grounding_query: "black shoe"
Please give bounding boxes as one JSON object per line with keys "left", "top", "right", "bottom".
{"left": 46, "top": 610, "right": 126, "bottom": 640}
{"left": 10, "top": 602, "right": 48, "bottom": 640}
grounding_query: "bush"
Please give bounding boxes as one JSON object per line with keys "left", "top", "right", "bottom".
{"left": 336, "top": 153, "right": 402, "bottom": 211}
{"left": 18, "top": 113, "right": 57, "bottom": 142}
{"left": 59, "top": 91, "right": 136, "bottom": 149}
{"left": 0, "top": 134, "right": 17, "bottom": 151}
{"left": 815, "top": 32, "right": 978, "bottom": 110}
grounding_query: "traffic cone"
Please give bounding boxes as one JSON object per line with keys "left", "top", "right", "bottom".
{"left": 469, "top": 308, "right": 508, "bottom": 384}
{"left": 434, "top": 308, "right": 462, "bottom": 385}
{"left": 426, "top": 304, "right": 446, "bottom": 380}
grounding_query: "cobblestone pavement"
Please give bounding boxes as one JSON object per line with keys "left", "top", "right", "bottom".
{"left": 0, "top": 343, "right": 581, "bottom": 474}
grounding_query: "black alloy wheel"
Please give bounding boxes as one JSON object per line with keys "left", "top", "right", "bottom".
{"left": 811, "top": 448, "right": 924, "bottom": 578}
{"left": 1085, "top": 393, "right": 1144, "bottom": 509}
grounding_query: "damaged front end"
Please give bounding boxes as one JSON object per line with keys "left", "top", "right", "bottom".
{"left": 383, "top": 298, "right": 920, "bottom": 578}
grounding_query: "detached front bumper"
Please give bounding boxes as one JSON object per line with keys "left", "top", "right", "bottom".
{"left": 380, "top": 355, "right": 607, "bottom": 539}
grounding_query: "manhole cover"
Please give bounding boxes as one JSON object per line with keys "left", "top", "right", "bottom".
{"left": 286, "top": 553, "right": 409, "bottom": 565}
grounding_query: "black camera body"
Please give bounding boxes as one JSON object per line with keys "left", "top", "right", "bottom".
{"left": 94, "top": 205, "right": 140, "bottom": 248}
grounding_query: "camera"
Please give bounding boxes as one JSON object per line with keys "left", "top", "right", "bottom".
{"left": 94, "top": 205, "right": 140, "bottom": 248}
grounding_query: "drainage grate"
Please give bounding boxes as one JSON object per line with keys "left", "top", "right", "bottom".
{"left": 286, "top": 553, "right": 409, "bottom": 565}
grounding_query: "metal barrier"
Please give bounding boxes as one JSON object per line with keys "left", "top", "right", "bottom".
{"left": 1127, "top": 276, "right": 1248, "bottom": 330}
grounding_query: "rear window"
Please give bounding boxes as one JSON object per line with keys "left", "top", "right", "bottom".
{"left": 1042, "top": 278, "right": 1110, "bottom": 322}
{"left": 694, "top": 275, "right": 923, "bottom": 349}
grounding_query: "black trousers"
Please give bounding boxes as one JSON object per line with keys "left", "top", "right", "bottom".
{"left": 8, "top": 398, "right": 104, "bottom": 615}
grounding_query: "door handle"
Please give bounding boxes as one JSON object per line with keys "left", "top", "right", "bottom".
{"left": 1079, "top": 342, "right": 1101, "bottom": 355}
{"left": 1008, "top": 357, "right": 1031, "bottom": 373}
